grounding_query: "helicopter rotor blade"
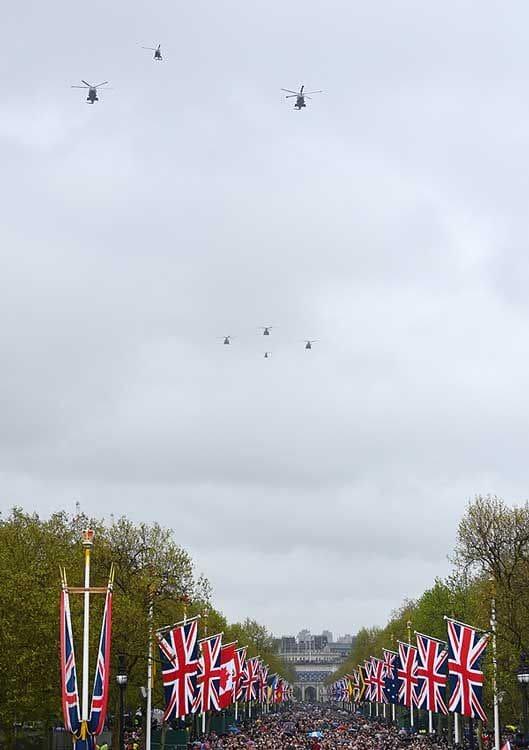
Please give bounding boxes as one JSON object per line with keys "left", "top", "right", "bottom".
{"left": 285, "top": 95, "right": 298, "bottom": 99}
{"left": 94, "top": 81, "right": 109, "bottom": 88}
{"left": 71, "top": 86, "right": 88, "bottom": 89}
{"left": 304, "top": 90, "right": 322, "bottom": 95}
{"left": 300, "top": 85, "right": 304, "bottom": 94}
{"left": 281, "top": 89, "right": 298, "bottom": 94}
{"left": 81, "top": 80, "right": 92, "bottom": 87}
{"left": 142, "top": 47, "right": 156, "bottom": 50}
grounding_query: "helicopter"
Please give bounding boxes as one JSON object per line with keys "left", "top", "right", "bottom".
{"left": 304, "top": 340, "right": 317, "bottom": 350}
{"left": 142, "top": 44, "right": 163, "bottom": 60}
{"left": 222, "top": 336, "right": 232, "bottom": 345}
{"left": 71, "top": 80, "right": 109, "bottom": 103}
{"left": 281, "top": 84, "right": 322, "bottom": 110}
{"left": 264, "top": 352, "right": 272, "bottom": 359}
{"left": 259, "top": 326, "right": 274, "bottom": 336}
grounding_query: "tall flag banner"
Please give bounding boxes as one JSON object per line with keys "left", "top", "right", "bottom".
{"left": 194, "top": 633, "right": 224, "bottom": 713}
{"left": 364, "top": 660, "right": 375, "bottom": 702}
{"left": 446, "top": 618, "right": 489, "bottom": 721}
{"left": 357, "top": 664, "right": 367, "bottom": 703}
{"left": 345, "top": 674, "right": 354, "bottom": 703}
{"left": 156, "top": 619, "right": 200, "bottom": 720}
{"left": 415, "top": 633, "right": 448, "bottom": 715}
{"left": 60, "top": 584, "right": 82, "bottom": 736}
{"left": 383, "top": 649, "right": 400, "bottom": 705}
{"left": 370, "top": 657, "right": 388, "bottom": 704}
{"left": 397, "top": 641, "right": 419, "bottom": 708}
{"left": 274, "top": 676, "right": 284, "bottom": 704}
{"left": 218, "top": 641, "right": 237, "bottom": 710}
{"left": 241, "top": 656, "right": 259, "bottom": 702}
{"left": 266, "top": 673, "right": 276, "bottom": 705}
{"left": 87, "top": 582, "right": 113, "bottom": 735}
{"left": 233, "top": 647, "right": 246, "bottom": 702}
{"left": 257, "top": 662, "right": 268, "bottom": 703}
{"left": 350, "top": 670, "right": 361, "bottom": 703}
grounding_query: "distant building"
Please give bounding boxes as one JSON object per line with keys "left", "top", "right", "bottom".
{"left": 322, "top": 630, "right": 333, "bottom": 644}
{"left": 337, "top": 634, "right": 353, "bottom": 644}
{"left": 281, "top": 636, "right": 297, "bottom": 652}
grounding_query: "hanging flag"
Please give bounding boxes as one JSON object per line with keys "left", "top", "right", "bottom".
{"left": 240, "top": 655, "right": 260, "bottom": 702}
{"left": 156, "top": 619, "right": 200, "bottom": 720}
{"left": 446, "top": 618, "right": 489, "bottom": 721}
{"left": 60, "top": 584, "right": 81, "bottom": 736}
{"left": 370, "top": 657, "right": 388, "bottom": 704}
{"left": 415, "top": 632, "right": 448, "bottom": 715}
{"left": 87, "top": 582, "right": 113, "bottom": 735}
{"left": 364, "top": 660, "right": 375, "bottom": 702}
{"left": 274, "top": 676, "right": 284, "bottom": 704}
{"left": 383, "top": 650, "right": 400, "bottom": 705}
{"left": 397, "top": 641, "right": 419, "bottom": 707}
{"left": 194, "top": 633, "right": 224, "bottom": 713}
{"left": 233, "top": 646, "right": 246, "bottom": 702}
{"left": 357, "top": 664, "right": 367, "bottom": 703}
{"left": 257, "top": 662, "right": 268, "bottom": 702}
{"left": 218, "top": 641, "right": 237, "bottom": 710}
{"left": 266, "top": 673, "right": 276, "bottom": 705}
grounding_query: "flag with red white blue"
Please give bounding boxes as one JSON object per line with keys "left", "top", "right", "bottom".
{"left": 397, "top": 642, "right": 419, "bottom": 708}
{"left": 446, "top": 618, "right": 488, "bottom": 721}
{"left": 87, "top": 583, "right": 113, "bottom": 735}
{"left": 60, "top": 585, "right": 81, "bottom": 736}
{"left": 194, "top": 633, "right": 224, "bottom": 713}
{"left": 157, "top": 619, "right": 200, "bottom": 720}
{"left": 415, "top": 632, "right": 448, "bottom": 715}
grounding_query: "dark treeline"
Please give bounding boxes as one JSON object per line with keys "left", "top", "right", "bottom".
{"left": 333, "top": 495, "right": 529, "bottom": 728}
{"left": 0, "top": 509, "right": 294, "bottom": 749}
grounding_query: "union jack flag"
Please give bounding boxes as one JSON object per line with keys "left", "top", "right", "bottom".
{"left": 257, "top": 661, "right": 268, "bottom": 702}
{"left": 397, "top": 642, "right": 419, "bottom": 707}
{"left": 194, "top": 633, "right": 224, "bottom": 713}
{"left": 59, "top": 586, "right": 81, "bottom": 736}
{"left": 364, "top": 660, "right": 375, "bottom": 702}
{"left": 446, "top": 618, "right": 489, "bottom": 721}
{"left": 383, "top": 650, "right": 400, "bottom": 705}
{"left": 233, "top": 646, "right": 246, "bottom": 702}
{"left": 157, "top": 620, "right": 200, "bottom": 720}
{"left": 370, "top": 657, "right": 388, "bottom": 703}
{"left": 88, "top": 584, "right": 113, "bottom": 735}
{"left": 241, "top": 656, "right": 260, "bottom": 702}
{"left": 415, "top": 633, "right": 448, "bottom": 715}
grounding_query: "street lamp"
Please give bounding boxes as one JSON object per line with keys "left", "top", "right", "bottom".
{"left": 517, "top": 652, "right": 529, "bottom": 739}
{"left": 116, "top": 654, "right": 128, "bottom": 750}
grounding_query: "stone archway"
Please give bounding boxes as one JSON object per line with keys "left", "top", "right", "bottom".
{"left": 304, "top": 685, "right": 317, "bottom": 702}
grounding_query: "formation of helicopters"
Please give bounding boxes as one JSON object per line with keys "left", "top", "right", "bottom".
{"left": 72, "top": 47, "right": 322, "bottom": 108}
{"left": 221, "top": 328, "right": 317, "bottom": 358}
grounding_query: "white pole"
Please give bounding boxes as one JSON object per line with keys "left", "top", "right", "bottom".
{"left": 491, "top": 590, "right": 501, "bottom": 750}
{"left": 249, "top": 700, "right": 252, "bottom": 719}
{"left": 383, "top": 703, "right": 386, "bottom": 719}
{"left": 235, "top": 701, "right": 238, "bottom": 721}
{"left": 454, "top": 713, "right": 461, "bottom": 744}
{"left": 392, "top": 704, "right": 396, "bottom": 722}
{"left": 81, "top": 532, "right": 93, "bottom": 725}
{"left": 146, "top": 599, "right": 154, "bottom": 750}
{"left": 410, "top": 702, "right": 414, "bottom": 728}
{"left": 201, "top": 712, "right": 206, "bottom": 734}
{"left": 429, "top": 710, "right": 433, "bottom": 733}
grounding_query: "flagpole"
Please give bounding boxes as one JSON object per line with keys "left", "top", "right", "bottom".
{"left": 407, "top": 620, "right": 414, "bottom": 730}
{"left": 490, "top": 579, "right": 501, "bottom": 750}
{"left": 146, "top": 598, "right": 154, "bottom": 750}
{"left": 429, "top": 710, "right": 433, "bottom": 734}
{"left": 81, "top": 529, "right": 94, "bottom": 734}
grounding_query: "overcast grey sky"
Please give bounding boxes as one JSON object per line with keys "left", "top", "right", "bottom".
{"left": 2, "top": 0, "right": 529, "bottom": 636}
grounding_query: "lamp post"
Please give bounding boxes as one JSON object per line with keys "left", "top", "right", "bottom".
{"left": 116, "top": 654, "right": 128, "bottom": 750}
{"left": 517, "top": 652, "right": 529, "bottom": 740}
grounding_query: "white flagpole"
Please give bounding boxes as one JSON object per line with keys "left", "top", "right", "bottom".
{"left": 81, "top": 530, "right": 94, "bottom": 730}
{"left": 491, "top": 582, "right": 501, "bottom": 750}
{"left": 146, "top": 599, "right": 154, "bottom": 750}
{"left": 428, "top": 710, "right": 433, "bottom": 733}
{"left": 392, "top": 704, "right": 395, "bottom": 722}
{"left": 454, "top": 713, "right": 461, "bottom": 744}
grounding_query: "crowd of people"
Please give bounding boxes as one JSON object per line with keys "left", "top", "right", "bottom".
{"left": 193, "top": 705, "right": 459, "bottom": 750}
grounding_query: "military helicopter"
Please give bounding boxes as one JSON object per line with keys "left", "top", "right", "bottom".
{"left": 303, "top": 340, "right": 317, "bottom": 350}
{"left": 281, "top": 84, "right": 322, "bottom": 109}
{"left": 142, "top": 44, "right": 163, "bottom": 60}
{"left": 71, "top": 80, "right": 109, "bottom": 103}
{"left": 264, "top": 352, "right": 272, "bottom": 359}
{"left": 259, "top": 326, "right": 274, "bottom": 336}
{"left": 222, "top": 336, "right": 232, "bottom": 345}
